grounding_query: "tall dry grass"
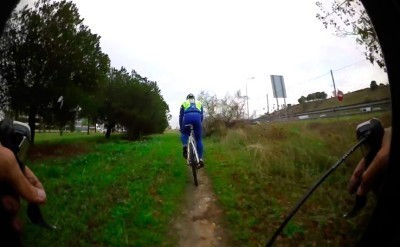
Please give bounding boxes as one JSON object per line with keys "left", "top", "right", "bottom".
{"left": 206, "top": 111, "right": 392, "bottom": 246}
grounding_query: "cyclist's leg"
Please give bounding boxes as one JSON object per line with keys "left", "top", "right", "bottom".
{"left": 193, "top": 115, "right": 204, "bottom": 163}
{"left": 181, "top": 118, "right": 190, "bottom": 158}
{"left": 180, "top": 131, "right": 189, "bottom": 145}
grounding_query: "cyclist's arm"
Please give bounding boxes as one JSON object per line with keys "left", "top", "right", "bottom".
{"left": 179, "top": 105, "right": 184, "bottom": 130}
{"left": 200, "top": 105, "right": 204, "bottom": 122}
{"left": 0, "top": 146, "right": 46, "bottom": 204}
{"left": 348, "top": 127, "right": 391, "bottom": 196}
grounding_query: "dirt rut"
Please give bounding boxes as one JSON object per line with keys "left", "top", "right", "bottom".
{"left": 173, "top": 168, "right": 229, "bottom": 247}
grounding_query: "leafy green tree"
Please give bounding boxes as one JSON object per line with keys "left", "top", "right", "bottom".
{"left": 320, "top": 91, "right": 328, "bottom": 99}
{"left": 314, "top": 91, "right": 327, "bottom": 100}
{"left": 0, "top": 0, "right": 109, "bottom": 142}
{"left": 124, "top": 71, "right": 169, "bottom": 138}
{"left": 298, "top": 96, "right": 306, "bottom": 104}
{"left": 97, "top": 67, "right": 169, "bottom": 139}
{"left": 299, "top": 91, "right": 327, "bottom": 103}
{"left": 370, "top": 80, "right": 378, "bottom": 90}
{"left": 78, "top": 94, "right": 101, "bottom": 134}
{"left": 306, "top": 93, "right": 315, "bottom": 101}
{"left": 96, "top": 67, "right": 129, "bottom": 138}
{"left": 316, "top": 0, "right": 385, "bottom": 69}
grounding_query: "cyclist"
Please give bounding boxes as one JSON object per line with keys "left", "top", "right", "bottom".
{"left": 179, "top": 93, "right": 205, "bottom": 168}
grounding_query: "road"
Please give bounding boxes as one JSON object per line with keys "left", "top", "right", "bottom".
{"left": 256, "top": 99, "right": 391, "bottom": 122}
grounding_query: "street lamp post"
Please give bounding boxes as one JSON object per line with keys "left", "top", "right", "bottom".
{"left": 246, "top": 77, "right": 255, "bottom": 119}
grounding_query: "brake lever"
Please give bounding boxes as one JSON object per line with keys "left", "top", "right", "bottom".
{"left": 27, "top": 203, "right": 56, "bottom": 229}
{"left": 16, "top": 157, "right": 56, "bottom": 229}
{"left": 0, "top": 118, "right": 56, "bottom": 229}
{"left": 343, "top": 118, "right": 384, "bottom": 218}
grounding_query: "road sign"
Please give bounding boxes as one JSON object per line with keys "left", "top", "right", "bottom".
{"left": 337, "top": 90, "right": 343, "bottom": 101}
{"left": 270, "top": 75, "right": 287, "bottom": 98}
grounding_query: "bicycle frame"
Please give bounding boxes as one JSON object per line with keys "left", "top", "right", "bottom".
{"left": 186, "top": 124, "right": 199, "bottom": 186}
{"left": 188, "top": 134, "right": 199, "bottom": 163}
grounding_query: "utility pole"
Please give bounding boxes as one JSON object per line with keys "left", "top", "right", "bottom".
{"left": 276, "top": 97, "right": 279, "bottom": 118}
{"left": 246, "top": 82, "right": 249, "bottom": 119}
{"left": 330, "top": 69, "right": 337, "bottom": 96}
{"left": 266, "top": 94, "right": 269, "bottom": 114}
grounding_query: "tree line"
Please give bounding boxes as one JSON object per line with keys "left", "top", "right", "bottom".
{"left": 297, "top": 91, "right": 328, "bottom": 104}
{"left": 0, "top": 0, "right": 170, "bottom": 143}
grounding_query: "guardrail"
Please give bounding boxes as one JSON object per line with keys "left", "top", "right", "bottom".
{"left": 256, "top": 99, "right": 391, "bottom": 123}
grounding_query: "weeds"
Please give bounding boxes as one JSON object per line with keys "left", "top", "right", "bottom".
{"left": 206, "top": 112, "right": 390, "bottom": 246}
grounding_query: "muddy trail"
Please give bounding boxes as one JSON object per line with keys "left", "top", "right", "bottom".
{"left": 172, "top": 168, "right": 230, "bottom": 247}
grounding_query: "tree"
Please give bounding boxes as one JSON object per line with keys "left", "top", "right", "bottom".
{"left": 298, "top": 96, "right": 306, "bottom": 104}
{"left": 298, "top": 91, "right": 328, "bottom": 103}
{"left": 97, "top": 67, "right": 169, "bottom": 139}
{"left": 0, "top": 0, "right": 109, "bottom": 142}
{"left": 198, "top": 90, "right": 247, "bottom": 136}
{"left": 370, "top": 80, "right": 378, "bottom": 90}
{"left": 198, "top": 91, "right": 219, "bottom": 120}
{"left": 306, "top": 93, "right": 315, "bottom": 101}
{"left": 321, "top": 91, "right": 328, "bottom": 99}
{"left": 315, "top": 91, "right": 328, "bottom": 100}
{"left": 219, "top": 91, "right": 247, "bottom": 123}
{"left": 316, "top": 0, "right": 385, "bottom": 69}
{"left": 198, "top": 90, "right": 246, "bottom": 124}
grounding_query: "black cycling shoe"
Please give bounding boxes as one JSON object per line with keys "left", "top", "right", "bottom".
{"left": 198, "top": 159, "right": 205, "bottom": 169}
{"left": 183, "top": 145, "right": 187, "bottom": 159}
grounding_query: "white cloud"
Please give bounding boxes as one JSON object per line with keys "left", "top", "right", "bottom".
{"left": 17, "top": 0, "right": 388, "bottom": 128}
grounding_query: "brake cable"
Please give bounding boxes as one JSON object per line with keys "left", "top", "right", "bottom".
{"left": 266, "top": 118, "right": 384, "bottom": 247}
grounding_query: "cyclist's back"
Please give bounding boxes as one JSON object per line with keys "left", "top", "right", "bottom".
{"left": 179, "top": 93, "right": 205, "bottom": 168}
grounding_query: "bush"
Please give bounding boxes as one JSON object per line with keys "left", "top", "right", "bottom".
{"left": 370, "top": 80, "right": 378, "bottom": 90}
{"left": 203, "top": 118, "right": 248, "bottom": 137}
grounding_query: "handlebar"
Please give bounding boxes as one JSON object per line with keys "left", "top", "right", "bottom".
{"left": 343, "top": 118, "right": 384, "bottom": 218}
{"left": 0, "top": 118, "right": 56, "bottom": 230}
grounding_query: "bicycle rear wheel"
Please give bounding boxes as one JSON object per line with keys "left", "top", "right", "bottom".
{"left": 189, "top": 141, "right": 198, "bottom": 187}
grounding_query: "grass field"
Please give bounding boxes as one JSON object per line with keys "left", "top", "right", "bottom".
{"left": 283, "top": 84, "right": 390, "bottom": 115}
{"left": 19, "top": 111, "right": 391, "bottom": 246}
{"left": 205, "top": 112, "right": 391, "bottom": 246}
{"left": 22, "top": 133, "right": 187, "bottom": 246}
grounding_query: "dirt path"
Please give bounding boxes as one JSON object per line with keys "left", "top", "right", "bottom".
{"left": 172, "top": 168, "right": 230, "bottom": 247}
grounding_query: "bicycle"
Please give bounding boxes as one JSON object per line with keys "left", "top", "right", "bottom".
{"left": 185, "top": 124, "right": 200, "bottom": 186}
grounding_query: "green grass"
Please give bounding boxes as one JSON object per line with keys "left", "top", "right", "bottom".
{"left": 33, "top": 131, "right": 112, "bottom": 144}
{"left": 19, "top": 111, "right": 391, "bottom": 246}
{"left": 285, "top": 85, "right": 390, "bottom": 115}
{"left": 21, "top": 133, "right": 187, "bottom": 246}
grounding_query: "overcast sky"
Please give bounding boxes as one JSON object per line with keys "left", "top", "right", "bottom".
{"left": 18, "top": 0, "right": 388, "bottom": 128}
